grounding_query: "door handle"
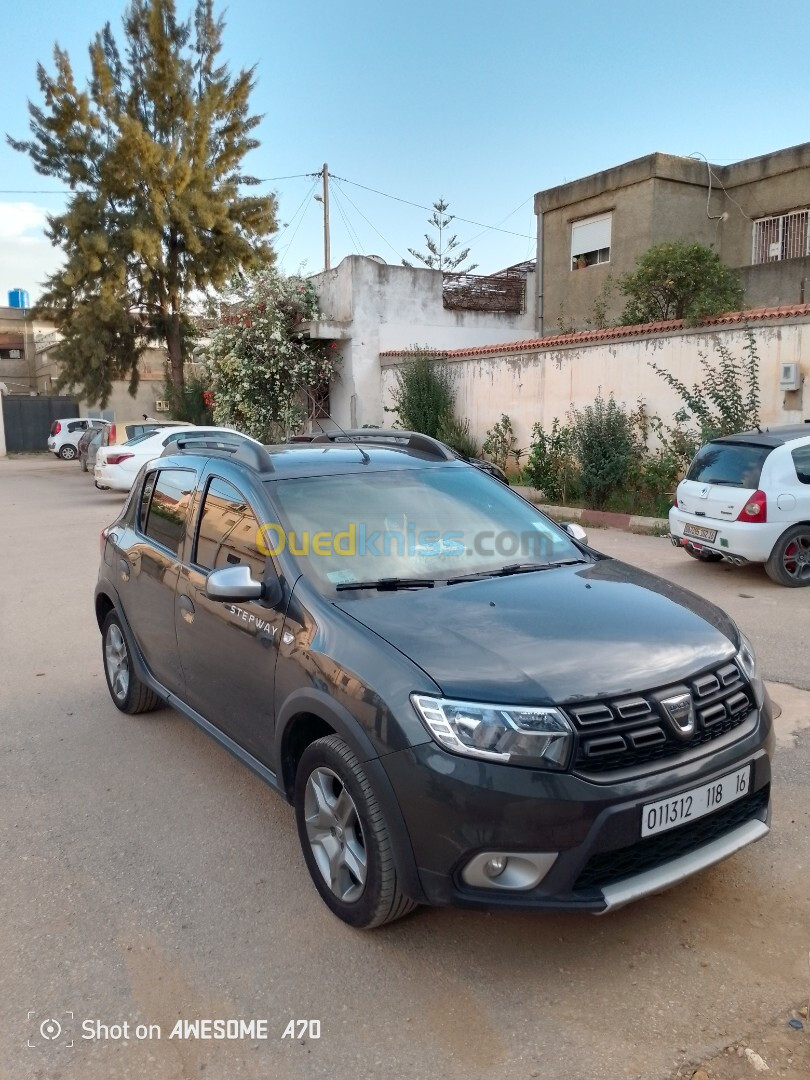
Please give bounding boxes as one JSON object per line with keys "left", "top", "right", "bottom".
{"left": 178, "top": 595, "right": 195, "bottom": 624}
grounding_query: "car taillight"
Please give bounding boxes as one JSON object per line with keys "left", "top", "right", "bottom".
{"left": 52, "top": 421, "right": 61, "bottom": 435}
{"left": 106, "top": 453, "right": 134, "bottom": 466}
{"left": 109, "top": 424, "right": 116, "bottom": 443}
{"left": 736, "top": 489, "right": 767, "bottom": 523}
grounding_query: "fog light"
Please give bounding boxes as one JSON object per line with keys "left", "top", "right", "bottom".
{"left": 484, "top": 855, "right": 508, "bottom": 879}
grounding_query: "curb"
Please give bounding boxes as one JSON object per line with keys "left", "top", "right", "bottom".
{"left": 511, "top": 486, "right": 669, "bottom": 534}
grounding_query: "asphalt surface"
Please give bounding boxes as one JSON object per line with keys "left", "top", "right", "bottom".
{"left": 1, "top": 456, "right": 809, "bottom": 1080}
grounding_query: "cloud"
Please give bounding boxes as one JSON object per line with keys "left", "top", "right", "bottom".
{"left": 0, "top": 201, "right": 61, "bottom": 301}
{"left": 0, "top": 201, "right": 49, "bottom": 240}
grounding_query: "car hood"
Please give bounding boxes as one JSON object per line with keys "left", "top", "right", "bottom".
{"left": 334, "top": 559, "right": 739, "bottom": 704}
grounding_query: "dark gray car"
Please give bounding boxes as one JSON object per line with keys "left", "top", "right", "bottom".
{"left": 95, "top": 431, "right": 774, "bottom": 928}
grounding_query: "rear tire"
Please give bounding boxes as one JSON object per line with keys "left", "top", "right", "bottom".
{"left": 294, "top": 734, "right": 417, "bottom": 929}
{"left": 765, "top": 525, "right": 810, "bottom": 587}
{"left": 102, "top": 611, "right": 161, "bottom": 714}
{"left": 59, "top": 444, "right": 77, "bottom": 460}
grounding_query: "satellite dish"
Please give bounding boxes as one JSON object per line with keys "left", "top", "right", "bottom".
{"left": 366, "top": 254, "right": 387, "bottom": 264}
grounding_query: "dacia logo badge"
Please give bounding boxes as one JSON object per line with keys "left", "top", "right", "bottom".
{"left": 660, "top": 691, "right": 696, "bottom": 738}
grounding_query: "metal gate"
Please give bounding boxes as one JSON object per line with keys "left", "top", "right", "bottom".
{"left": 1, "top": 395, "right": 79, "bottom": 453}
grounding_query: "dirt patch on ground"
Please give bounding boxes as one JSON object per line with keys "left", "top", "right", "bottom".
{"left": 679, "top": 1004, "right": 809, "bottom": 1079}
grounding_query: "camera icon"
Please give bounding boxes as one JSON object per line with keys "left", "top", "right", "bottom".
{"left": 27, "top": 1011, "right": 74, "bottom": 1048}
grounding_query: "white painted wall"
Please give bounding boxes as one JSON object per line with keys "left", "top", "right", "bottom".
{"left": 381, "top": 320, "right": 809, "bottom": 451}
{"left": 309, "top": 256, "right": 536, "bottom": 428}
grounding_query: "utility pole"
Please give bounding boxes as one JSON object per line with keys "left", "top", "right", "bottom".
{"left": 322, "top": 163, "right": 331, "bottom": 271}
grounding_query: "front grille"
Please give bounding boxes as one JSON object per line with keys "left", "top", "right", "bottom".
{"left": 566, "top": 661, "right": 753, "bottom": 774}
{"left": 573, "top": 785, "right": 769, "bottom": 893}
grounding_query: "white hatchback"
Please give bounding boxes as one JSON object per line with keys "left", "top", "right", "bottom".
{"left": 669, "top": 425, "right": 810, "bottom": 586}
{"left": 94, "top": 426, "right": 260, "bottom": 492}
{"left": 48, "top": 417, "right": 108, "bottom": 460}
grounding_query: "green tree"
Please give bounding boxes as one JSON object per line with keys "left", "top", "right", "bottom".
{"left": 402, "top": 199, "right": 478, "bottom": 276}
{"left": 9, "top": 0, "right": 276, "bottom": 405}
{"left": 204, "top": 268, "right": 341, "bottom": 442}
{"left": 618, "top": 241, "right": 743, "bottom": 326}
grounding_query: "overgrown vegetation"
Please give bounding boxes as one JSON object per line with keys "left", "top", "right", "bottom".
{"left": 482, "top": 414, "right": 521, "bottom": 472}
{"left": 523, "top": 330, "right": 762, "bottom": 516}
{"left": 387, "top": 349, "right": 480, "bottom": 457}
{"left": 618, "top": 241, "right": 744, "bottom": 326}
{"left": 203, "top": 268, "right": 339, "bottom": 442}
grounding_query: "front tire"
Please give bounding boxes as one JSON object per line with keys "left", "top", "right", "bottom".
{"left": 294, "top": 735, "right": 416, "bottom": 929}
{"left": 765, "top": 525, "right": 810, "bottom": 586}
{"left": 102, "top": 611, "right": 161, "bottom": 714}
{"left": 59, "top": 444, "right": 77, "bottom": 460}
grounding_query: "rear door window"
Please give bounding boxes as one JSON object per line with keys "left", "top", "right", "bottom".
{"left": 686, "top": 442, "right": 772, "bottom": 488}
{"left": 791, "top": 446, "right": 810, "bottom": 485}
{"left": 141, "top": 469, "right": 195, "bottom": 555}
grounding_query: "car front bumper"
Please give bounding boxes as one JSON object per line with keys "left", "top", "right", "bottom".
{"left": 382, "top": 694, "right": 774, "bottom": 913}
{"left": 669, "top": 507, "right": 784, "bottom": 564}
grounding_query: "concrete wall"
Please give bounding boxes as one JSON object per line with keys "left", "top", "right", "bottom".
{"left": 739, "top": 257, "right": 810, "bottom": 309}
{"left": 536, "top": 144, "right": 810, "bottom": 333}
{"left": 309, "top": 256, "right": 537, "bottom": 428}
{"left": 380, "top": 318, "right": 810, "bottom": 456}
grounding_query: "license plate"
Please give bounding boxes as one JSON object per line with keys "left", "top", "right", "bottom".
{"left": 641, "top": 765, "right": 751, "bottom": 837}
{"left": 683, "top": 523, "right": 717, "bottom": 542}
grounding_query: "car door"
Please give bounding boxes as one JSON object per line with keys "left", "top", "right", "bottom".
{"left": 175, "top": 470, "right": 285, "bottom": 765}
{"left": 116, "top": 466, "right": 196, "bottom": 693}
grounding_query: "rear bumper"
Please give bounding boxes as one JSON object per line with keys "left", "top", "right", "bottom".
{"left": 669, "top": 507, "right": 781, "bottom": 564}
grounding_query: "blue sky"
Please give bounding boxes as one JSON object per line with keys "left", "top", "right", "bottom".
{"left": 2, "top": 0, "right": 809, "bottom": 300}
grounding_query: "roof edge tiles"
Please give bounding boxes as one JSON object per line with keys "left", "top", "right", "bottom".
{"left": 379, "top": 303, "right": 810, "bottom": 360}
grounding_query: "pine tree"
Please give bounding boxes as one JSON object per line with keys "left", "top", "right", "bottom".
{"left": 8, "top": 0, "right": 277, "bottom": 405}
{"left": 402, "top": 199, "right": 478, "bottom": 276}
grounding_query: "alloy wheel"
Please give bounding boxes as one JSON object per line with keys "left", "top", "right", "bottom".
{"left": 782, "top": 532, "right": 810, "bottom": 582}
{"left": 304, "top": 767, "right": 367, "bottom": 902}
{"left": 105, "top": 623, "right": 130, "bottom": 702}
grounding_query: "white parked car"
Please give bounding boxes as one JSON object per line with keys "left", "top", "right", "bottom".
{"left": 670, "top": 425, "right": 810, "bottom": 586}
{"left": 48, "top": 417, "right": 108, "bottom": 460}
{"left": 94, "top": 426, "right": 260, "bottom": 492}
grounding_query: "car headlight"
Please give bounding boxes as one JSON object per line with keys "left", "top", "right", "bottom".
{"left": 411, "top": 694, "right": 573, "bottom": 769}
{"left": 736, "top": 631, "right": 764, "bottom": 705}
{"left": 736, "top": 631, "right": 758, "bottom": 682}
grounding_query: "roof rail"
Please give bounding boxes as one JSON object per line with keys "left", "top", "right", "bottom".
{"left": 306, "top": 428, "right": 456, "bottom": 461}
{"left": 160, "top": 432, "right": 275, "bottom": 475}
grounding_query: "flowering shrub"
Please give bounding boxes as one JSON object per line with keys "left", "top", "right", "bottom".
{"left": 204, "top": 269, "right": 340, "bottom": 441}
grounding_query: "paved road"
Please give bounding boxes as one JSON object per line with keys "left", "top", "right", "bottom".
{"left": 1, "top": 456, "right": 808, "bottom": 1080}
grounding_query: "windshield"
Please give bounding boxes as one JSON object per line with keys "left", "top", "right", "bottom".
{"left": 123, "top": 430, "right": 160, "bottom": 446}
{"left": 686, "top": 442, "right": 771, "bottom": 487}
{"left": 269, "top": 465, "right": 585, "bottom": 589}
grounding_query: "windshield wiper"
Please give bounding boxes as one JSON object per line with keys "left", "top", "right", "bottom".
{"left": 446, "top": 559, "right": 587, "bottom": 585}
{"left": 335, "top": 577, "right": 437, "bottom": 592}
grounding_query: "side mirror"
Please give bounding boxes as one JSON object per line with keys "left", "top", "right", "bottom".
{"left": 205, "top": 565, "right": 264, "bottom": 602}
{"left": 564, "top": 522, "right": 588, "bottom": 545}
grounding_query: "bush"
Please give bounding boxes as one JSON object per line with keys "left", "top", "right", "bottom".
{"left": 388, "top": 350, "right": 455, "bottom": 439}
{"left": 649, "top": 329, "right": 761, "bottom": 471}
{"left": 569, "top": 392, "right": 642, "bottom": 510}
{"left": 524, "top": 418, "right": 578, "bottom": 503}
{"left": 482, "top": 414, "right": 519, "bottom": 471}
{"left": 437, "top": 414, "right": 480, "bottom": 458}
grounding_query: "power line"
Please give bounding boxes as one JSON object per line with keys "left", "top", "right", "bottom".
{"left": 330, "top": 173, "right": 535, "bottom": 239}
{"left": 330, "top": 183, "right": 365, "bottom": 256}
{"left": 331, "top": 178, "right": 407, "bottom": 263}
